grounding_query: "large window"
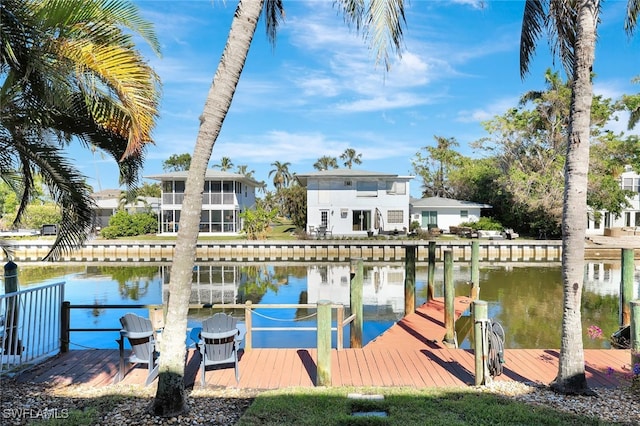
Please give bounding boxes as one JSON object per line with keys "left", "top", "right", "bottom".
{"left": 421, "top": 211, "right": 437, "bottom": 228}
{"left": 202, "top": 180, "right": 237, "bottom": 205}
{"left": 386, "top": 181, "right": 406, "bottom": 195}
{"left": 353, "top": 210, "right": 371, "bottom": 231}
{"left": 356, "top": 181, "right": 378, "bottom": 197}
{"left": 387, "top": 210, "right": 403, "bottom": 224}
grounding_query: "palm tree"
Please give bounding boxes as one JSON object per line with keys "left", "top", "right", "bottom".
{"left": 269, "top": 160, "right": 292, "bottom": 190}
{"left": 340, "top": 148, "right": 362, "bottom": 169}
{"left": 520, "top": 0, "right": 638, "bottom": 395}
{"left": 1, "top": 0, "right": 160, "bottom": 259}
{"left": 236, "top": 164, "right": 255, "bottom": 178}
{"left": 313, "top": 155, "right": 339, "bottom": 171}
{"left": 152, "top": 0, "right": 407, "bottom": 416}
{"left": 213, "top": 156, "right": 234, "bottom": 171}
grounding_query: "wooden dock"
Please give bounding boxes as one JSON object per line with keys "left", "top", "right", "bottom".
{"left": 13, "top": 297, "right": 632, "bottom": 390}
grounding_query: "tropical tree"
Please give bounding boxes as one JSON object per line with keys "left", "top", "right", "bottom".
{"left": 236, "top": 164, "right": 255, "bottom": 178}
{"left": 519, "top": 0, "right": 638, "bottom": 395}
{"left": 162, "top": 153, "right": 192, "bottom": 171}
{"left": 213, "top": 156, "right": 234, "bottom": 171}
{"left": 619, "top": 77, "right": 639, "bottom": 130}
{"left": 152, "top": 0, "right": 407, "bottom": 416}
{"left": 269, "top": 160, "right": 292, "bottom": 190}
{"left": 1, "top": 0, "right": 160, "bottom": 259}
{"left": 411, "top": 136, "right": 461, "bottom": 198}
{"left": 313, "top": 155, "right": 339, "bottom": 171}
{"left": 340, "top": 148, "right": 362, "bottom": 169}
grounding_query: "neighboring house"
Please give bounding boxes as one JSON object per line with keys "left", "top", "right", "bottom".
{"left": 587, "top": 166, "right": 640, "bottom": 235}
{"left": 409, "top": 196, "right": 491, "bottom": 232}
{"left": 91, "top": 189, "right": 160, "bottom": 230}
{"left": 295, "top": 169, "right": 413, "bottom": 236}
{"left": 146, "top": 170, "right": 259, "bottom": 235}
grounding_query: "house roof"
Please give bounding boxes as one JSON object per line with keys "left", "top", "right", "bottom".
{"left": 295, "top": 169, "right": 413, "bottom": 186}
{"left": 410, "top": 196, "right": 492, "bottom": 209}
{"left": 145, "top": 170, "right": 262, "bottom": 187}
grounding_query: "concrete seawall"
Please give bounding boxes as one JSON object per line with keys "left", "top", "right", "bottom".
{"left": 4, "top": 239, "right": 638, "bottom": 262}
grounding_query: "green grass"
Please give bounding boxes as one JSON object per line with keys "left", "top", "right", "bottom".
{"left": 236, "top": 387, "right": 617, "bottom": 426}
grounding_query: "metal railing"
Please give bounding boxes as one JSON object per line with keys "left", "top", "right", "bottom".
{"left": 0, "top": 282, "right": 65, "bottom": 374}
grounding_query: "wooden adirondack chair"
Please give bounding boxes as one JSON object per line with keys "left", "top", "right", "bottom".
{"left": 116, "top": 313, "right": 159, "bottom": 386}
{"left": 198, "top": 313, "right": 243, "bottom": 386}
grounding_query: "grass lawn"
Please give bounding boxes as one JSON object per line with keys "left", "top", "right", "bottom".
{"left": 236, "top": 387, "right": 617, "bottom": 426}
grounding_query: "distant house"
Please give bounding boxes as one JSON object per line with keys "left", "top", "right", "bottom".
{"left": 146, "top": 170, "right": 260, "bottom": 235}
{"left": 91, "top": 189, "right": 160, "bottom": 230}
{"left": 587, "top": 166, "right": 640, "bottom": 235}
{"left": 409, "top": 196, "right": 491, "bottom": 232}
{"left": 295, "top": 169, "right": 413, "bottom": 236}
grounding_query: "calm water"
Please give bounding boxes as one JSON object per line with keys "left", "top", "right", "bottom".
{"left": 3, "top": 261, "right": 639, "bottom": 351}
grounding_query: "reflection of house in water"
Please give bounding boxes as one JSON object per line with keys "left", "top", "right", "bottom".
{"left": 161, "top": 265, "right": 241, "bottom": 305}
{"left": 306, "top": 264, "right": 406, "bottom": 315}
{"left": 584, "top": 262, "right": 640, "bottom": 298}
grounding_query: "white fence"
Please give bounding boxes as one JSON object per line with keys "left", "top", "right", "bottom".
{"left": 1, "top": 281, "right": 65, "bottom": 375}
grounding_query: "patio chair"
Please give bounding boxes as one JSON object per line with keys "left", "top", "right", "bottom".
{"left": 197, "top": 313, "right": 243, "bottom": 386}
{"left": 116, "top": 313, "right": 159, "bottom": 386}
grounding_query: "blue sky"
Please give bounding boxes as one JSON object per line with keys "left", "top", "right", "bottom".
{"left": 81, "top": 0, "right": 639, "bottom": 198}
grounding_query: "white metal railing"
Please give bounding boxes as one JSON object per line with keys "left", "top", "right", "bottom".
{"left": 0, "top": 281, "right": 65, "bottom": 375}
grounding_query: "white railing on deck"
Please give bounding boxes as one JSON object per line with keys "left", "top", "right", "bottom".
{"left": 0, "top": 281, "right": 65, "bottom": 375}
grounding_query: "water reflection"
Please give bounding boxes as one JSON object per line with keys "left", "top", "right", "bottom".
{"left": 8, "top": 261, "right": 639, "bottom": 350}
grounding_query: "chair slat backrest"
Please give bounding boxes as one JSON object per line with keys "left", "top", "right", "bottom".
{"left": 120, "top": 313, "right": 154, "bottom": 363}
{"left": 201, "top": 313, "right": 238, "bottom": 362}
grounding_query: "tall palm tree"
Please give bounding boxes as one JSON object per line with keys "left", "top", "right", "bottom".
{"left": 269, "top": 160, "right": 292, "bottom": 190}
{"left": 313, "top": 155, "right": 339, "bottom": 171}
{"left": 340, "top": 148, "right": 362, "bottom": 169}
{"left": 236, "top": 164, "right": 255, "bottom": 178}
{"left": 152, "top": 0, "right": 407, "bottom": 416}
{"left": 1, "top": 0, "right": 160, "bottom": 259}
{"left": 520, "top": 0, "right": 638, "bottom": 395}
{"left": 213, "top": 156, "right": 234, "bottom": 171}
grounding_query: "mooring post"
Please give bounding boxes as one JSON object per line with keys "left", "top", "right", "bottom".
{"left": 317, "top": 299, "right": 332, "bottom": 387}
{"left": 427, "top": 241, "right": 436, "bottom": 301}
{"left": 443, "top": 250, "right": 456, "bottom": 347}
{"left": 404, "top": 245, "right": 416, "bottom": 316}
{"left": 4, "top": 260, "right": 22, "bottom": 355}
{"left": 350, "top": 258, "right": 363, "bottom": 349}
{"left": 631, "top": 300, "right": 640, "bottom": 376}
{"left": 61, "top": 301, "right": 70, "bottom": 353}
{"left": 473, "top": 300, "right": 489, "bottom": 386}
{"left": 621, "top": 249, "right": 634, "bottom": 327}
{"left": 470, "top": 240, "right": 480, "bottom": 300}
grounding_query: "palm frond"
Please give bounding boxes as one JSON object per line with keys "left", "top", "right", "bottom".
{"left": 264, "top": 0, "right": 285, "bottom": 45}
{"left": 520, "top": 0, "right": 548, "bottom": 78}
{"left": 626, "top": 0, "right": 639, "bottom": 36}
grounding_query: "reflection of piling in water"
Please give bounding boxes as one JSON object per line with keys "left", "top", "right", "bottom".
{"left": 3, "top": 261, "right": 22, "bottom": 355}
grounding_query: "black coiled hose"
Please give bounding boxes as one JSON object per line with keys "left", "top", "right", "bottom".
{"left": 487, "top": 320, "right": 505, "bottom": 377}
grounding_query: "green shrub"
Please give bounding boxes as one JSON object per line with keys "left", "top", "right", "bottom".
{"left": 101, "top": 210, "right": 157, "bottom": 238}
{"left": 459, "top": 217, "right": 503, "bottom": 231}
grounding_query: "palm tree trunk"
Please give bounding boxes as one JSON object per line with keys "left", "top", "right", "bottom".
{"left": 150, "top": 0, "right": 264, "bottom": 416}
{"left": 551, "top": 0, "right": 598, "bottom": 395}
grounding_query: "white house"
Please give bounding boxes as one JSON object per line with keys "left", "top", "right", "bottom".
{"left": 409, "top": 196, "right": 491, "bottom": 232}
{"left": 295, "top": 169, "right": 413, "bottom": 237}
{"left": 146, "top": 170, "right": 260, "bottom": 235}
{"left": 587, "top": 166, "right": 640, "bottom": 235}
{"left": 91, "top": 189, "right": 160, "bottom": 230}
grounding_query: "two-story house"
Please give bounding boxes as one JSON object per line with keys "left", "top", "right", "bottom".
{"left": 587, "top": 166, "right": 640, "bottom": 235}
{"left": 295, "top": 169, "right": 413, "bottom": 236}
{"left": 146, "top": 170, "right": 260, "bottom": 235}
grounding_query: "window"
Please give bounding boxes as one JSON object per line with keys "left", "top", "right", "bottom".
{"left": 320, "top": 210, "right": 329, "bottom": 227}
{"left": 625, "top": 212, "right": 631, "bottom": 227}
{"left": 356, "top": 181, "right": 377, "bottom": 197}
{"left": 421, "top": 211, "right": 437, "bottom": 227}
{"left": 344, "top": 180, "right": 352, "bottom": 187}
{"left": 460, "top": 210, "right": 468, "bottom": 219}
{"left": 387, "top": 210, "right": 403, "bottom": 224}
{"left": 386, "top": 181, "right": 406, "bottom": 195}
{"left": 635, "top": 212, "right": 640, "bottom": 227}
{"left": 352, "top": 210, "right": 371, "bottom": 231}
